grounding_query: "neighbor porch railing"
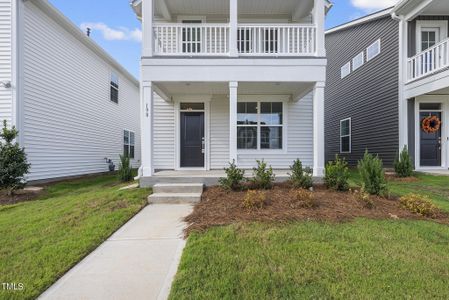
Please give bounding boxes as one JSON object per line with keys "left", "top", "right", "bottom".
{"left": 407, "top": 37, "right": 449, "bottom": 81}
{"left": 153, "top": 23, "right": 317, "bottom": 57}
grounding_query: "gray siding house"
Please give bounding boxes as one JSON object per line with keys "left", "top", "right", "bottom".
{"left": 325, "top": 9, "right": 399, "bottom": 166}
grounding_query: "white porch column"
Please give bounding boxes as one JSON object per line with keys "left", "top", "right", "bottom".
{"left": 229, "top": 82, "right": 238, "bottom": 162}
{"left": 313, "top": 82, "right": 325, "bottom": 177}
{"left": 398, "top": 18, "right": 409, "bottom": 151}
{"left": 141, "top": 81, "right": 154, "bottom": 176}
{"left": 313, "top": 0, "right": 325, "bottom": 57}
{"left": 229, "top": 0, "right": 238, "bottom": 57}
{"left": 142, "top": 0, "right": 154, "bottom": 57}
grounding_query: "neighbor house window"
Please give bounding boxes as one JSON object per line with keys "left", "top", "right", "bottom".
{"left": 110, "top": 72, "right": 119, "bottom": 103}
{"left": 340, "top": 118, "right": 351, "bottom": 153}
{"left": 124, "top": 130, "right": 135, "bottom": 159}
{"left": 367, "top": 39, "right": 381, "bottom": 61}
{"left": 237, "top": 101, "right": 283, "bottom": 150}
{"left": 341, "top": 62, "right": 351, "bottom": 78}
{"left": 352, "top": 52, "right": 364, "bottom": 71}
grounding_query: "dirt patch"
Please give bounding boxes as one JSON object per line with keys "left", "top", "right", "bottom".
{"left": 184, "top": 184, "right": 449, "bottom": 236}
{"left": 385, "top": 175, "right": 420, "bottom": 183}
{"left": 0, "top": 189, "right": 45, "bottom": 205}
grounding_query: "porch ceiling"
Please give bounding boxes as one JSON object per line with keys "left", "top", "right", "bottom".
{"left": 421, "top": 0, "right": 449, "bottom": 15}
{"left": 154, "top": 82, "right": 315, "bottom": 99}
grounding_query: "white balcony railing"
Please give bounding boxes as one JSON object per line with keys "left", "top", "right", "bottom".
{"left": 407, "top": 38, "right": 449, "bottom": 82}
{"left": 153, "top": 23, "right": 316, "bottom": 57}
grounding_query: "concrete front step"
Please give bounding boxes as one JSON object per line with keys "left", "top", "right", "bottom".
{"left": 153, "top": 183, "right": 204, "bottom": 194}
{"left": 148, "top": 193, "right": 202, "bottom": 204}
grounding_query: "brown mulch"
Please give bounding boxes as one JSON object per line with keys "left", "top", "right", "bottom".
{"left": 385, "top": 175, "right": 420, "bottom": 182}
{"left": 0, "top": 189, "right": 44, "bottom": 205}
{"left": 184, "top": 184, "right": 449, "bottom": 236}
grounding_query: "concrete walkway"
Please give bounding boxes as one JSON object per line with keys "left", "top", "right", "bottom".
{"left": 39, "top": 204, "right": 193, "bottom": 300}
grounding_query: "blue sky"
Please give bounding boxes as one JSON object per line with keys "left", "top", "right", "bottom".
{"left": 49, "top": 0, "right": 398, "bottom": 79}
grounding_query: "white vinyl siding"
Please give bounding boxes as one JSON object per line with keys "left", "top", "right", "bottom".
{"left": 210, "top": 95, "right": 229, "bottom": 168}
{"left": 0, "top": 0, "right": 12, "bottom": 126}
{"left": 22, "top": 1, "right": 140, "bottom": 181}
{"left": 153, "top": 94, "right": 175, "bottom": 170}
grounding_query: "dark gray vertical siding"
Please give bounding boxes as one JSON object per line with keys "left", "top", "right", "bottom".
{"left": 325, "top": 16, "right": 399, "bottom": 167}
{"left": 407, "top": 98, "right": 416, "bottom": 167}
{"left": 408, "top": 16, "right": 449, "bottom": 57}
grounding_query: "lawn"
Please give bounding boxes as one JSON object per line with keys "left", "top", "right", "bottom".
{"left": 0, "top": 174, "right": 149, "bottom": 300}
{"left": 170, "top": 172, "right": 449, "bottom": 299}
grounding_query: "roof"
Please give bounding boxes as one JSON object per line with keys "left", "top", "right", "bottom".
{"left": 325, "top": 7, "right": 393, "bottom": 35}
{"left": 33, "top": 0, "right": 139, "bottom": 87}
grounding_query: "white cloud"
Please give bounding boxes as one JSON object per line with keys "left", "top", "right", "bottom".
{"left": 350, "top": 0, "right": 399, "bottom": 12}
{"left": 80, "top": 22, "right": 142, "bottom": 42}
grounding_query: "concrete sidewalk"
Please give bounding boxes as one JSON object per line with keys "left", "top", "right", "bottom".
{"left": 39, "top": 204, "right": 193, "bottom": 300}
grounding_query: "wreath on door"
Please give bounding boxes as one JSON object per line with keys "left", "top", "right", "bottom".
{"left": 422, "top": 115, "right": 441, "bottom": 134}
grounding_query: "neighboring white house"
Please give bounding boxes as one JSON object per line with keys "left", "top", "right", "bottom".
{"left": 131, "top": 0, "right": 331, "bottom": 186}
{"left": 0, "top": 0, "right": 141, "bottom": 181}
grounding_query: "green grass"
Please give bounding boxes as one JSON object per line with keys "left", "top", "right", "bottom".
{"left": 349, "top": 170, "right": 449, "bottom": 212}
{"left": 0, "top": 174, "right": 149, "bottom": 300}
{"left": 170, "top": 220, "right": 449, "bottom": 299}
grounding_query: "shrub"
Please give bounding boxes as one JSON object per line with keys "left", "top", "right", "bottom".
{"left": 118, "top": 155, "right": 133, "bottom": 182}
{"left": 219, "top": 160, "right": 245, "bottom": 190}
{"left": 400, "top": 194, "right": 437, "bottom": 217}
{"left": 289, "top": 159, "right": 313, "bottom": 189}
{"left": 289, "top": 189, "right": 317, "bottom": 208}
{"left": 0, "top": 120, "right": 30, "bottom": 195}
{"left": 251, "top": 160, "right": 275, "bottom": 189}
{"left": 394, "top": 146, "right": 414, "bottom": 178}
{"left": 243, "top": 190, "right": 266, "bottom": 210}
{"left": 353, "top": 187, "right": 374, "bottom": 209}
{"left": 324, "top": 155, "right": 350, "bottom": 191}
{"left": 357, "top": 150, "right": 388, "bottom": 196}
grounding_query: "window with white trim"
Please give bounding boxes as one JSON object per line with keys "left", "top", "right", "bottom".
{"left": 124, "top": 130, "right": 135, "bottom": 159}
{"left": 237, "top": 102, "right": 283, "bottom": 150}
{"left": 352, "top": 52, "right": 364, "bottom": 71}
{"left": 341, "top": 62, "right": 351, "bottom": 79}
{"left": 340, "top": 118, "right": 351, "bottom": 153}
{"left": 110, "top": 72, "right": 119, "bottom": 103}
{"left": 367, "top": 39, "right": 381, "bottom": 61}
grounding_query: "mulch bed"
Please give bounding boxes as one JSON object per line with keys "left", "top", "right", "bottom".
{"left": 184, "top": 184, "right": 449, "bottom": 236}
{"left": 0, "top": 189, "right": 45, "bottom": 205}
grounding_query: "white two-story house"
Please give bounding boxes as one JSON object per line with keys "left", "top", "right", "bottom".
{"left": 131, "top": 0, "right": 331, "bottom": 186}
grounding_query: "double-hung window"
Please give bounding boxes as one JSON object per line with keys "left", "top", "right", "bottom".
{"left": 237, "top": 101, "right": 283, "bottom": 150}
{"left": 110, "top": 72, "right": 119, "bottom": 103}
{"left": 340, "top": 118, "right": 351, "bottom": 153}
{"left": 124, "top": 130, "right": 135, "bottom": 159}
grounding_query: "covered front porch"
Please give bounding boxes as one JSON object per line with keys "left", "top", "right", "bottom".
{"left": 139, "top": 80, "right": 325, "bottom": 187}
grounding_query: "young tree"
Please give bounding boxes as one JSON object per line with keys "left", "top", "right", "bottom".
{"left": 0, "top": 120, "right": 30, "bottom": 195}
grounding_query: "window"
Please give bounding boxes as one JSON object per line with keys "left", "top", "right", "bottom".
{"left": 110, "top": 72, "right": 119, "bottom": 103}
{"left": 340, "top": 118, "right": 351, "bottom": 153}
{"left": 341, "top": 62, "right": 351, "bottom": 79}
{"left": 237, "top": 101, "right": 283, "bottom": 150}
{"left": 124, "top": 130, "right": 135, "bottom": 159}
{"left": 352, "top": 52, "right": 364, "bottom": 71}
{"left": 367, "top": 39, "right": 381, "bottom": 61}
{"left": 238, "top": 29, "right": 252, "bottom": 53}
{"left": 182, "top": 20, "right": 202, "bottom": 53}
{"left": 264, "top": 29, "right": 278, "bottom": 53}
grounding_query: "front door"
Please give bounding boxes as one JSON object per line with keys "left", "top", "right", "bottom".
{"left": 181, "top": 112, "right": 205, "bottom": 168}
{"left": 420, "top": 111, "right": 442, "bottom": 167}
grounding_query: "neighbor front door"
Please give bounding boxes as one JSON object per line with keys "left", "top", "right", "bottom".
{"left": 420, "top": 111, "right": 442, "bottom": 167}
{"left": 181, "top": 112, "right": 205, "bottom": 168}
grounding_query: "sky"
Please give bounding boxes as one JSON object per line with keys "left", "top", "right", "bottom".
{"left": 48, "top": 0, "right": 399, "bottom": 79}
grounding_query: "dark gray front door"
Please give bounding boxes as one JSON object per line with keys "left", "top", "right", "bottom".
{"left": 420, "top": 112, "right": 442, "bottom": 167}
{"left": 181, "top": 112, "right": 204, "bottom": 168}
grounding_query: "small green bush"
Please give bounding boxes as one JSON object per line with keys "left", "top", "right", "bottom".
{"left": 289, "top": 189, "right": 317, "bottom": 209}
{"left": 219, "top": 160, "right": 245, "bottom": 190}
{"left": 251, "top": 160, "right": 275, "bottom": 189}
{"left": 0, "top": 120, "right": 30, "bottom": 195}
{"left": 400, "top": 193, "right": 437, "bottom": 217}
{"left": 358, "top": 150, "right": 388, "bottom": 196}
{"left": 289, "top": 159, "right": 313, "bottom": 189}
{"left": 118, "top": 155, "right": 133, "bottom": 182}
{"left": 324, "top": 155, "right": 350, "bottom": 191}
{"left": 394, "top": 146, "right": 414, "bottom": 178}
{"left": 243, "top": 190, "right": 267, "bottom": 210}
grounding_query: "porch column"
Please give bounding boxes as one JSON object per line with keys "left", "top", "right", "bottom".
{"left": 398, "top": 18, "right": 409, "bottom": 151}
{"left": 313, "top": 0, "right": 325, "bottom": 57}
{"left": 229, "top": 82, "right": 238, "bottom": 162}
{"left": 142, "top": 0, "right": 154, "bottom": 57}
{"left": 141, "top": 81, "right": 154, "bottom": 176}
{"left": 313, "top": 82, "right": 325, "bottom": 177}
{"left": 229, "top": 0, "right": 238, "bottom": 57}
